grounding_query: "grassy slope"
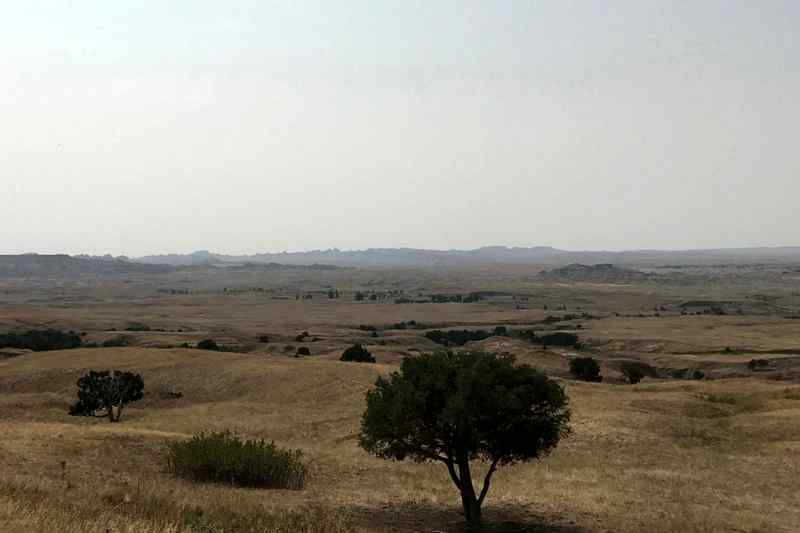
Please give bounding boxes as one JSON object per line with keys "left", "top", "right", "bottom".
{"left": 1, "top": 347, "right": 799, "bottom": 532}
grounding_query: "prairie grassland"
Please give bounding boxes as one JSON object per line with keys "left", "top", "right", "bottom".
{"left": 1, "top": 347, "right": 799, "bottom": 532}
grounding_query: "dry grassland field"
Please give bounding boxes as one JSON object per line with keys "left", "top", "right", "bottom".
{"left": 1, "top": 261, "right": 799, "bottom": 532}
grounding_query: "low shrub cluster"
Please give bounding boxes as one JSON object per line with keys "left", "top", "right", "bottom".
{"left": 166, "top": 431, "right": 306, "bottom": 489}
{"left": 425, "top": 329, "right": 493, "bottom": 347}
{"left": 0, "top": 328, "right": 83, "bottom": 352}
{"left": 125, "top": 322, "right": 151, "bottom": 332}
{"left": 513, "top": 329, "right": 581, "bottom": 348}
{"left": 197, "top": 339, "right": 220, "bottom": 351}
{"left": 340, "top": 344, "right": 375, "bottom": 362}
{"left": 619, "top": 360, "right": 656, "bottom": 384}
{"left": 569, "top": 357, "right": 603, "bottom": 382}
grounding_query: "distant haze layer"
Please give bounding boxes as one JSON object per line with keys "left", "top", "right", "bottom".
{"left": 2, "top": 1, "right": 799, "bottom": 255}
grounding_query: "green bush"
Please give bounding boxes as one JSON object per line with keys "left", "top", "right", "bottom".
{"left": 569, "top": 357, "right": 602, "bottom": 382}
{"left": 340, "top": 344, "right": 375, "bottom": 363}
{"left": 0, "top": 329, "right": 82, "bottom": 352}
{"left": 619, "top": 361, "right": 654, "bottom": 384}
{"left": 197, "top": 339, "right": 220, "bottom": 351}
{"left": 166, "top": 431, "right": 306, "bottom": 489}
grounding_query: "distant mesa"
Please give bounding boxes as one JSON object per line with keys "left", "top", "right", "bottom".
{"left": 0, "top": 254, "right": 172, "bottom": 278}
{"left": 536, "top": 263, "right": 651, "bottom": 283}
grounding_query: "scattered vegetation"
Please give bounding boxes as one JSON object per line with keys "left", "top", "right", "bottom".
{"left": 100, "top": 335, "right": 131, "bottom": 348}
{"left": 569, "top": 357, "right": 603, "bottom": 382}
{"left": 197, "top": 339, "right": 220, "bottom": 351}
{"left": 68, "top": 370, "right": 145, "bottom": 422}
{"left": 424, "top": 329, "right": 493, "bottom": 347}
{"left": 340, "top": 344, "right": 375, "bottom": 363}
{"left": 748, "top": 358, "right": 770, "bottom": 371}
{"left": 620, "top": 361, "right": 655, "bottom": 384}
{"left": 0, "top": 328, "right": 82, "bottom": 352}
{"left": 296, "top": 346, "right": 311, "bottom": 356}
{"left": 166, "top": 431, "right": 306, "bottom": 489}
{"left": 124, "top": 322, "right": 152, "bottom": 332}
{"left": 360, "top": 351, "right": 570, "bottom": 527}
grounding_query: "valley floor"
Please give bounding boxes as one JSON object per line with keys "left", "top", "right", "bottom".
{"left": 1, "top": 348, "right": 799, "bottom": 532}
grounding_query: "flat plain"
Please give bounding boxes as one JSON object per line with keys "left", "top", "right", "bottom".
{"left": 1, "top": 262, "right": 799, "bottom": 532}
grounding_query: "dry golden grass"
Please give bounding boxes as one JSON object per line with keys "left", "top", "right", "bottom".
{"left": 1, "top": 347, "right": 799, "bottom": 532}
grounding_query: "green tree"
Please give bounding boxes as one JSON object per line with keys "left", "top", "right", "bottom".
{"left": 68, "top": 370, "right": 144, "bottom": 422}
{"left": 359, "top": 351, "right": 570, "bottom": 527}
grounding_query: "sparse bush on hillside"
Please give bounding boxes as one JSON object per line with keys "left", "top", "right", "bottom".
{"left": 620, "top": 361, "right": 651, "bottom": 384}
{"left": 197, "top": 339, "right": 220, "bottom": 351}
{"left": 166, "top": 431, "right": 306, "bottom": 489}
{"left": 748, "top": 358, "right": 770, "bottom": 371}
{"left": 68, "top": 370, "right": 144, "bottom": 422}
{"left": 340, "top": 344, "right": 375, "bottom": 363}
{"left": 124, "top": 323, "right": 151, "bottom": 332}
{"left": 101, "top": 336, "right": 131, "bottom": 348}
{"left": 425, "top": 329, "right": 492, "bottom": 347}
{"left": 0, "top": 329, "right": 82, "bottom": 352}
{"left": 359, "top": 351, "right": 570, "bottom": 527}
{"left": 569, "top": 357, "right": 602, "bottom": 382}
{"left": 540, "top": 332, "right": 580, "bottom": 347}
{"left": 512, "top": 329, "right": 581, "bottom": 348}
{"left": 296, "top": 347, "right": 311, "bottom": 356}
{"left": 258, "top": 335, "right": 270, "bottom": 343}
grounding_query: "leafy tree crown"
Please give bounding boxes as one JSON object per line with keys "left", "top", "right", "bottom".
{"left": 359, "top": 351, "right": 570, "bottom": 466}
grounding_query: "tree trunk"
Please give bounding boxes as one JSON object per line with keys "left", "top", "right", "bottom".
{"left": 458, "top": 461, "right": 482, "bottom": 528}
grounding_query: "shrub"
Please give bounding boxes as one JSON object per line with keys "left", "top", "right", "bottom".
{"left": 540, "top": 332, "right": 579, "bottom": 347}
{"left": 619, "top": 361, "right": 649, "bottom": 384}
{"left": 258, "top": 335, "right": 270, "bottom": 343}
{"left": 125, "top": 323, "right": 151, "bottom": 332}
{"left": 0, "top": 329, "right": 82, "bottom": 352}
{"left": 340, "top": 344, "right": 375, "bottom": 363}
{"left": 197, "top": 339, "right": 220, "bottom": 351}
{"left": 569, "top": 357, "right": 602, "bottom": 382}
{"left": 425, "top": 329, "right": 492, "bottom": 347}
{"left": 69, "top": 370, "right": 144, "bottom": 422}
{"left": 748, "top": 359, "right": 770, "bottom": 371}
{"left": 296, "top": 347, "right": 311, "bottom": 356}
{"left": 101, "top": 336, "right": 131, "bottom": 347}
{"left": 493, "top": 326, "right": 508, "bottom": 336}
{"left": 166, "top": 431, "right": 306, "bottom": 489}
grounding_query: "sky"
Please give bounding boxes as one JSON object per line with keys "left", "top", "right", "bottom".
{"left": 2, "top": 1, "right": 799, "bottom": 256}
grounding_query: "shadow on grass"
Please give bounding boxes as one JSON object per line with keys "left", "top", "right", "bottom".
{"left": 343, "top": 501, "right": 588, "bottom": 533}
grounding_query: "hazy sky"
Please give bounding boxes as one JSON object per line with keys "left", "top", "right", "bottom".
{"left": 2, "top": 1, "right": 799, "bottom": 256}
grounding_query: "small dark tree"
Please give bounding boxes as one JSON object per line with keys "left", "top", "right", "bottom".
{"left": 69, "top": 370, "right": 144, "bottom": 422}
{"left": 340, "top": 344, "right": 375, "bottom": 363}
{"left": 359, "top": 351, "right": 570, "bottom": 527}
{"left": 354, "top": 292, "right": 365, "bottom": 301}
{"left": 296, "top": 346, "right": 311, "bottom": 356}
{"left": 569, "top": 357, "right": 602, "bottom": 382}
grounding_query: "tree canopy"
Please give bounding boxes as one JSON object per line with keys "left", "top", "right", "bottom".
{"left": 69, "top": 370, "right": 144, "bottom": 422}
{"left": 359, "top": 351, "right": 570, "bottom": 526}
